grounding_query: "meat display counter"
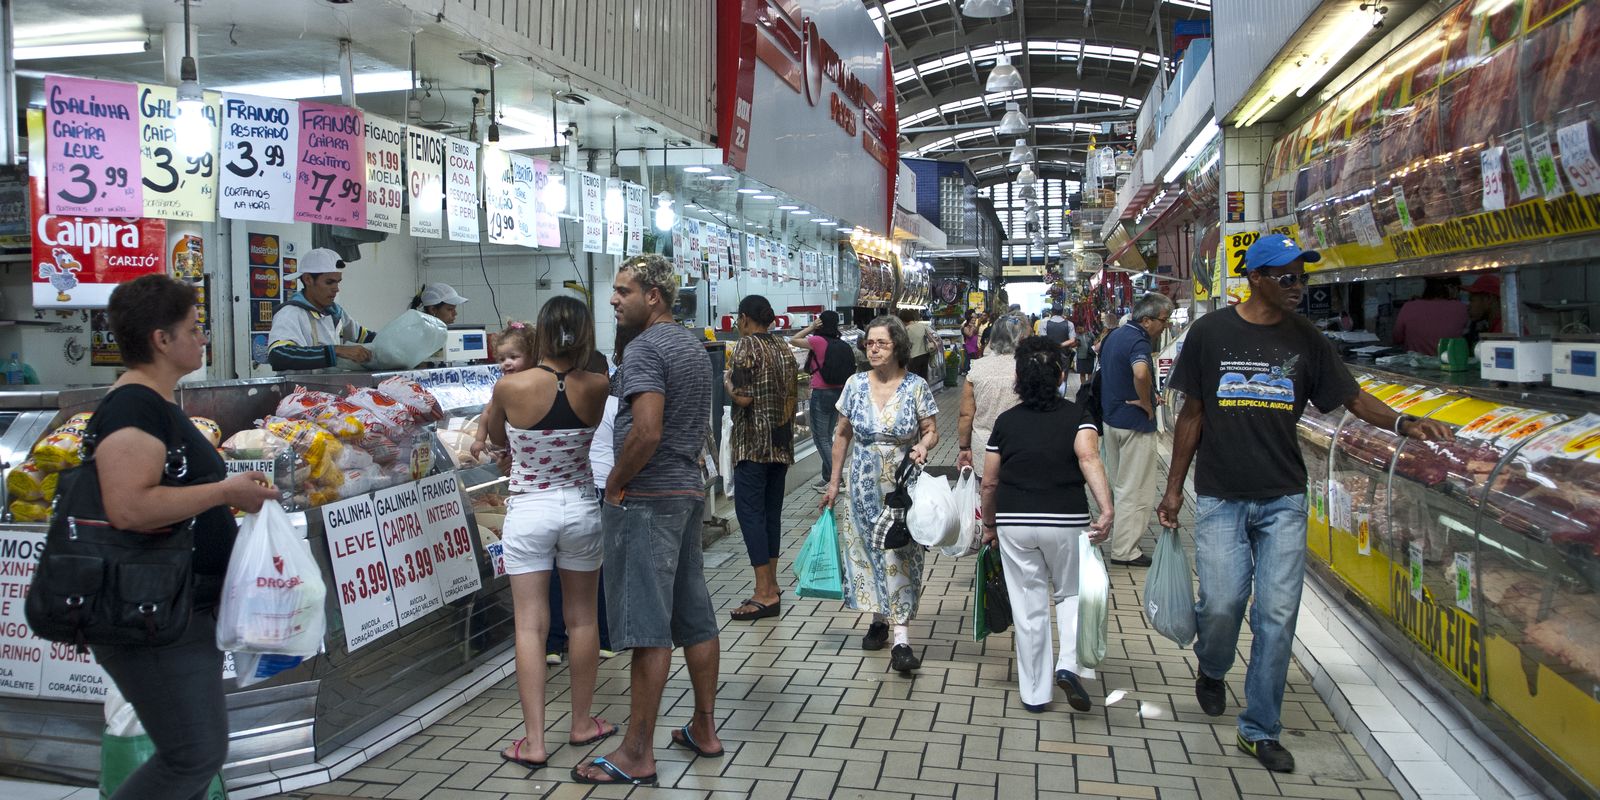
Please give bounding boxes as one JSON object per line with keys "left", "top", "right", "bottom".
{"left": 1300, "top": 366, "right": 1600, "bottom": 796}
{"left": 0, "top": 367, "right": 516, "bottom": 791}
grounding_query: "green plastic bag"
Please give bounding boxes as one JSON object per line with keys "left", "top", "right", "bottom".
{"left": 973, "top": 544, "right": 1010, "bottom": 641}
{"left": 100, "top": 733, "right": 227, "bottom": 799}
{"left": 793, "top": 509, "right": 844, "bottom": 600}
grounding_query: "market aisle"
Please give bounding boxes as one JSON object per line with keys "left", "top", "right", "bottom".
{"left": 275, "top": 384, "right": 1399, "bottom": 800}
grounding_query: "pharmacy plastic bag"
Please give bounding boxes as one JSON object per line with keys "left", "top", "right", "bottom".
{"left": 907, "top": 471, "right": 958, "bottom": 547}
{"left": 1144, "top": 528, "right": 1197, "bottom": 647}
{"left": 363, "top": 309, "right": 447, "bottom": 371}
{"left": 1077, "top": 531, "right": 1110, "bottom": 669}
{"left": 793, "top": 509, "right": 844, "bottom": 600}
{"left": 217, "top": 501, "right": 327, "bottom": 657}
{"left": 942, "top": 468, "right": 981, "bottom": 558}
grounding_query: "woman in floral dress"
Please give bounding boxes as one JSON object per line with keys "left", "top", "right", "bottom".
{"left": 821, "top": 316, "right": 939, "bottom": 674}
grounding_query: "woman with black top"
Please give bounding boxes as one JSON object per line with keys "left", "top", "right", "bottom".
{"left": 980, "top": 336, "right": 1114, "bottom": 714}
{"left": 91, "top": 275, "right": 280, "bottom": 800}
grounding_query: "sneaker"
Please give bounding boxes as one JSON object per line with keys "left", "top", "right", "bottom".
{"left": 545, "top": 652, "right": 562, "bottom": 666}
{"left": 1196, "top": 673, "right": 1227, "bottom": 716}
{"left": 1055, "top": 670, "right": 1092, "bottom": 712}
{"left": 598, "top": 649, "right": 617, "bottom": 660}
{"left": 861, "top": 622, "right": 889, "bottom": 651}
{"left": 889, "top": 644, "right": 921, "bottom": 673}
{"left": 1237, "top": 734, "right": 1295, "bottom": 773}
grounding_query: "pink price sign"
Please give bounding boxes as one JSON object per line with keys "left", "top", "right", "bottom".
{"left": 44, "top": 76, "right": 142, "bottom": 217}
{"left": 294, "top": 102, "right": 366, "bottom": 226}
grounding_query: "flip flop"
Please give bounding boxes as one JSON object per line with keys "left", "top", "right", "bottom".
{"left": 730, "top": 598, "right": 780, "bottom": 621}
{"left": 498, "top": 737, "right": 547, "bottom": 770}
{"left": 669, "top": 722, "right": 725, "bottom": 758}
{"left": 569, "top": 716, "right": 617, "bottom": 746}
{"left": 570, "top": 756, "right": 657, "bottom": 786}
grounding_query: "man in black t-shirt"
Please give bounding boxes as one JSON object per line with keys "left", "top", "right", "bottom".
{"left": 1158, "top": 234, "right": 1451, "bottom": 774}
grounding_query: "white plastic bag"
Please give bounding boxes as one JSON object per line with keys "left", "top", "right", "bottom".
{"left": 104, "top": 685, "right": 143, "bottom": 737}
{"left": 942, "top": 467, "right": 981, "bottom": 557}
{"left": 907, "top": 471, "right": 958, "bottom": 547}
{"left": 217, "top": 501, "right": 327, "bottom": 657}
{"left": 1077, "top": 531, "right": 1110, "bottom": 669}
{"left": 364, "top": 309, "right": 448, "bottom": 371}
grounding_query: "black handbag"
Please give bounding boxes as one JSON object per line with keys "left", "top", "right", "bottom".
{"left": 25, "top": 394, "right": 198, "bottom": 653}
{"left": 979, "top": 546, "right": 1013, "bottom": 634}
{"left": 880, "top": 453, "right": 918, "bottom": 550}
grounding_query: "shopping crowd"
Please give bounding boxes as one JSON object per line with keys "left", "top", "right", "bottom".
{"left": 86, "top": 236, "right": 1458, "bottom": 798}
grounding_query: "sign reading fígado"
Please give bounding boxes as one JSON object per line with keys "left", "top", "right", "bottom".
{"left": 364, "top": 116, "right": 405, "bottom": 234}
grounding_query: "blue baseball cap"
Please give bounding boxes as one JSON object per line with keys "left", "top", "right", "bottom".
{"left": 1243, "top": 234, "right": 1321, "bottom": 272}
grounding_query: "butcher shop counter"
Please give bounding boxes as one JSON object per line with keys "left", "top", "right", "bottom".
{"left": 0, "top": 366, "right": 519, "bottom": 793}
{"left": 1297, "top": 367, "right": 1600, "bottom": 796}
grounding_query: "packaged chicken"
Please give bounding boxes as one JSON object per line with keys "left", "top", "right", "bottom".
{"left": 10, "top": 499, "right": 50, "bottom": 522}
{"left": 221, "top": 428, "right": 291, "bottom": 461}
{"left": 6, "top": 461, "right": 52, "bottom": 501}
{"left": 189, "top": 417, "right": 223, "bottom": 447}
{"left": 31, "top": 430, "right": 85, "bottom": 472}
{"left": 337, "top": 468, "right": 375, "bottom": 499}
{"left": 345, "top": 387, "right": 417, "bottom": 432}
{"left": 57, "top": 412, "right": 94, "bottom": 436}
{"left": 309, "top": 487, "right": 342, "bottom": 507}
{"left": 312, "top": 399, "right": 368, "bottom": 441}
{"left": 359, "top": 433, "right": 401, "bottom": 465}
{"left": 335, "top": 444, "right": 376, "bottom": 472}
{"left": 378, "top": 377, "right": 445, "bottom": 422}
{"left": 262, "top": 417, "right": 344, "bottom": 474}
{"left": 275, "top": 387, "right": 342, "bottom": 420}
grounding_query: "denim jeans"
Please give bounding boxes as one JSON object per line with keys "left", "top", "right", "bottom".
{"left": 809, "top": 388, "right": 842, "bottom": 483}
{"left": 734, "top": 460, "right": 788, "bottom": 566}
{"left": 1192, "top": 493, "right": 1308, "bottom": 743}
{"left": 600, "top": 495, "right": 718, "bottom": 649}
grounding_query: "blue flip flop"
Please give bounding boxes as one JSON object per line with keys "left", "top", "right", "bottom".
{"left": 570, "top": 756, "right": 657, "bottom": 786}
{"left": 670, "top": 722, "right": 725, "bottom": 758}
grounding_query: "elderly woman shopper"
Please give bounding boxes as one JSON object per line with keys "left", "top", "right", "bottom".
{"left": 980, "top": 336, "right": 1114, "bottom": 713}
{"left": 957, "top": 314, "right": 1028, "bottom": 477}
{"left": 821, "top": 316, "right": 939, "bottom": 674}
{"left": 91, "top": 275, "right": 281, "bottom": 800}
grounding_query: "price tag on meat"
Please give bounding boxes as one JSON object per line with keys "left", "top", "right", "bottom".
{"left": 1529, "top": 129, "right": 1564, "bottom": 200}
{"left": 1392, "top": 186, "right": 1415, "bottom": 230}
{"left": 322, "top": 495, "right": 399, "bottom": 651}
{"left": 294, "top": 102, "right": 365, "bottom": 227}
{"left": 136, "top": 83, "right": 219, "bottom": 221}
{"left": 372, "top": 482, "right": 443, "bottom": 627}
{"left": 407, "top": 128, "right": 445, "bottom": 238}
{"left": 44, "top": 76, "right": 142, "bottom": 216}
{"left": 417, "top": 473, "right": 482, "bottom": 602}
{"left": 1558, "top": 122, "right": 1600, "bottom": 197}
{"left": 1505, "top": 132, "right": 1534, "bottom": 201}
{"left": 1409, "top": 542, "right": 1424, "bottom": 601}
{"left": 445, "top": 137, "right": 479, "bottom": 242}
{"left": 1480, "top": 146, "right": 1506, "bottom": 211}
{"left": 1453, "top": 552, "right": 1473, "bottom": 614}
{"left": 219, "top": 93, "right": 298, "bottom": 223}
{"left": 364, "top": 115, "right": 404, "bottom": 234}
{"left": 1356, "top": 512, "right": 1371, "bottom": 556}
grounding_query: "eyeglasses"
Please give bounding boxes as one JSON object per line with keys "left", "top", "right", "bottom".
{"left": 864, "top": 340, "right": 894, "bottom": 351}
{"left": 1264, "top": 272, "right": 1309, "bottom": 288}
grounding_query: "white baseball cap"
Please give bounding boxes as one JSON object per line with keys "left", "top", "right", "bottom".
{"left": 420, "top": 283, "right": 468, "bottom": 307}
{"left": 299, "top": 248, "right": 345, "bottom": 275}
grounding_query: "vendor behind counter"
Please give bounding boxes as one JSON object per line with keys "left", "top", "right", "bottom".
{"left": 267, "top": 249, "right": 376, "bottom": 372}
{"left": 1390, "top": 277, "right": 1468, "bottom": 357}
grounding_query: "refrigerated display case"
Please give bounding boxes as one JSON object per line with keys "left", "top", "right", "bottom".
{"left": 1301, "top": 366, "right": 1600, "bottom": 796}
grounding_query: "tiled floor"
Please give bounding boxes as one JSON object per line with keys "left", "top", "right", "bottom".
{"left": 272, "top": 386, "right": 1400, "bottom": 800}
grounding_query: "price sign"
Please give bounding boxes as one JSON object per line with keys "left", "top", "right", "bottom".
{"left": 0, "top": 529, "right": 46, "bottom": 697}
{"left": 1393, "top": 185, "right": 1415, "bottom": 230}
{"left": 407, "top": 129, "right": 446, "bottom": 239}
{"left": 483, "top": 147, "right": 523, "bottom": 247}
{"left": 1530, "top": 128, "right": 1565, "bottom": 200}
{"left": 1520, "top": 413, "right": 1600, "bottom": 464}
{"left": 445, "top": 137, "right": 479, "bottom": 242}
{"left": 580, "top": 171, "right": 604, "bottom": 253}
{"left": 1505, "top": 132, "right": 1534, "bottom": 201}
{"left": 293, "top": 102, "right": 365, "bottom": 227}
{"left": 1480, "top": 146, "right": 1507, "bottom": 211}
{"left": 533, "top": 158, "right": 561, "bottom": 248}
{"left": 224, "top": 458, "right": 273, "bottom": 475}
{"left": 1356, "top": 511, "right": 1371, "bottom": 555}
{"left": 417, "top": 473, "right": 482, "bottom": 602}
{"left": 625, "top": 182, "right": 645, "bottom": 256}
{"left": 219, "top": 93, "right": 298, "bottom": 223}
{"left": 44, "top": 76, "right": 142, "bottom": 216}
{"left": 1409, "top": 541, "right": 1424, "bottom": 601}
{"left": 508, "top": 152, "right": 537, "bottom": 246}
{"left": 1353, "top": 203, "right": 1383, "bottom": 246}
{"left": 372, "top": 482, "right": 444, "bottom": 626}
{"left": 1454, "top": 552, "right": 1474, "bottom": 614}
{"left": 605, "top": 177, "right": 625, "bottom": 256}
{"left": 364, "top": 115, "right": 404, "bottom": 233}
{"left": 1557, "top": 122, "right": 1600, "bottom": 197}
{"left": 321, "top": 495, "right": 399, "bottom": 652}
{"left": 136, "top": 84, "right": 219, "bottom": 221}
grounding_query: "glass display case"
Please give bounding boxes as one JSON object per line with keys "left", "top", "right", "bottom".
{"left": 1301, "top": 368, "right": 1600, "bottom": 796}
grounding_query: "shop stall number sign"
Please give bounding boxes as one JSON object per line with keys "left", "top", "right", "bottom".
{"left": 372, "top": 483, "right": 444, "bottom": 626}
{"left": 322, "top": 495, "right": 399, "bottom": 652}
{"left": 417, "top": 473, "right": 482, "bottom": 602}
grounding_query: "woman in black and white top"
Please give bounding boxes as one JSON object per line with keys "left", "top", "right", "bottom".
{"left": 980, "top": 336, "right": 1114, "bottom": 714}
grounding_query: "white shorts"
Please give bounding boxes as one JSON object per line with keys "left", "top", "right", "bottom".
{"left": 500, "top": 485, "right": 603, "bottom": 573}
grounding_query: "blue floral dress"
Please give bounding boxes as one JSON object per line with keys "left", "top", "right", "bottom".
{"left": 835, "top": 372, "right": 939, "bottom": 624}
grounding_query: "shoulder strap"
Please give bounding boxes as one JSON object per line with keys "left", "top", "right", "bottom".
{"left": 82, "top": 385, "right": 191, "bottom": 479}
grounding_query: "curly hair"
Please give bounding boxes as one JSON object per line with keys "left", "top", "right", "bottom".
{"left": 619, "top": 253, "right": 679, "bottom": 308}
{"left": 493, "top": 321, "right": 536, "bottom": 361}
{"left": 862, "top": 315, "right": 912, "bottom": 369}
{"left": 1013, "top": 336, "right": 1065, "bottom": 412}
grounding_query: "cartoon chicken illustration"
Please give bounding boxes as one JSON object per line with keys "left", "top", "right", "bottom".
{"left": 38, "top": 248, "right": 82, "bottom": 302}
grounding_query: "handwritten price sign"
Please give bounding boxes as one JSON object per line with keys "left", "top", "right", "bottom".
{"left": 322, "top": 495, "right": 399, "bottom": 652}
{"left": 407, "top": 129, "right": 445, "bottom": 239}
{"left": 45, "top": 76, "right": 142, "bottom": 216}
{"left": 417, "top": 473, "right": 481, "bottom": 602}
{"left": 372, "top": 482, "right": 444, "bottom": 627}
{"left": 1557, "top": 121, "right": 1600, "bottom": 198}
{"left": 364, "top": 116, "right": 405, "bottom": 233}
{"left": 445, "top": 137, "right": 479, "bottom": 243}
{"left": 294, "top": 102, "right": 365, "bottom": 227}
{"left": 219, "top": 93, "right": 298, "bottom": 223}
{"left": 136, "top": 84, "right": 218, "bottom": 221}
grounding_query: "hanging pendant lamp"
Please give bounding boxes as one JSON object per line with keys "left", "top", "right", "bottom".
{"left": 997, "top": 102, "right": 1028, "bottom": 136}
{"left": 1008, "top": 138, "right": 1032, "bottom": 165}
{"left": 963, "top": 0, "right": 1014, "bottom": 18}
{"left": 985, "top": 54, "right": 1024, "bottom": 92}
{"left": 1017, "top": 164, "right": 1038, "bottom": 186}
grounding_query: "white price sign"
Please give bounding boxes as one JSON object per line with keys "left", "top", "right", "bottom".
{"left": 446, "top": 137, "right": 480, "bottom": 242}
{"left": 364, "top": 115, "right": 405, "bottom": 234}
{"left": 1557, "top": 122, "right": 1600, "bottom": 197}
{"left": 218, "top": 93, "right": 299, "bottom": 223}
{"left": 625, "top": 182, "right": 645, "bottom": 257}
{"left": 1481, "top": 146, "right": 1507, "bottom": 211}
{"left": 580, "top": 171, "right": 604, "bottom": 253}
{"left": 372, "top": 482, "right": 444, "bottom": 627}
{"left": 508, "top": 153, "right": 537, "bottom": 247}
{"left": 406, "top": 129, "right": 446, "bottom": 239}
{"left": 482, "top": 147, "right": 520, "bottom": 247}
{"left": 322, "top": 495, "right": 399, "bottom": 652}
{"left": 0, "top": 529, "right": 111, "bottom": 701}
{"left": 605, "top": 178, "right": 625, "bottom": 256}
{"left": 417, "top": 473, "right": 481, "bottom": 602}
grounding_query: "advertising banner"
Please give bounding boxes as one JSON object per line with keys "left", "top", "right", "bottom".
{"left": 218, "top": 93, "right": 298, "bottom": 223}
{"left": 293, "top": 102, "right": 365, "bottom": 227}
{"left": 136, "top": 84, "right": 220, "bottom": 221}
{"left": 406, "top": 129, "right": 446, "bottom": 239}
{"left": 44, "top": 76, "right": 143, "bottom": 217}
{"left": 321, "top": 495, "right": 399, "bottom": 652}
{"left": 445, "top": 137, "right": 480, "bottom": 242}
{"left": 371, "top": 482, "right": 444, "bottom": 627}
{"left": 363, "top": 116, "right": 405, "bottom": 233}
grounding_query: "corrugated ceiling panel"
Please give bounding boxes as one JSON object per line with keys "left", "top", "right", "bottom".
{"left": 1211, "top": 0, "right": 1321, "bottom": 121}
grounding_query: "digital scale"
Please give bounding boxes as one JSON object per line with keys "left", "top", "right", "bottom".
{"left": 1553, "top": 335, "right": 1600, "bottom": 392}
{"left": 444, "top": 327, "right": 489, "bottom": 364}
{"left": 1477, "top": 335, "right": 1551, "bottom": 384}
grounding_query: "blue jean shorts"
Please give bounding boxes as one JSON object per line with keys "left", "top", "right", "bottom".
{"left": 601, "top": 496, "right": 719, "bottom": 650}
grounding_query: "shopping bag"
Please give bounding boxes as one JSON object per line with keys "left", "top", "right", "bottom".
{"left": 907, "top": 471, "right": 958, "bottom": 546}
{"left": 1144, "top": 528, "right": 1197, "bottom": 647}
{"left": 793, "top": 509, "right": 844, "bottom": 600}
{"left": 359, "top": 309, "right": 448, "bottom": 371}
{"left": 943, "top": 468, "right": 980, "bottom": 558}
{"left": 217, "top": 501, "right": 327, "bottom": 658}
{"left": 973, "top": 544, "right": 1011, "bottom": 641}
{"left": 1077, "top": 532, "right": 1110, "bottom": 668}
{"left": 100, "top": 686, "right": 227, "bottom": 800}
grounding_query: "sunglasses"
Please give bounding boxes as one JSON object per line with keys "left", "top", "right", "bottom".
{"left": 1263, "top": 272, "right": 1309, "bottom": 288}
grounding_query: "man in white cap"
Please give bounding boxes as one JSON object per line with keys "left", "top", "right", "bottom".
{"left": 267, "top": 248, "right": 375, "bottom": 371}
{"left": 412, "top": 282, "right": 468, "bottom": 325}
